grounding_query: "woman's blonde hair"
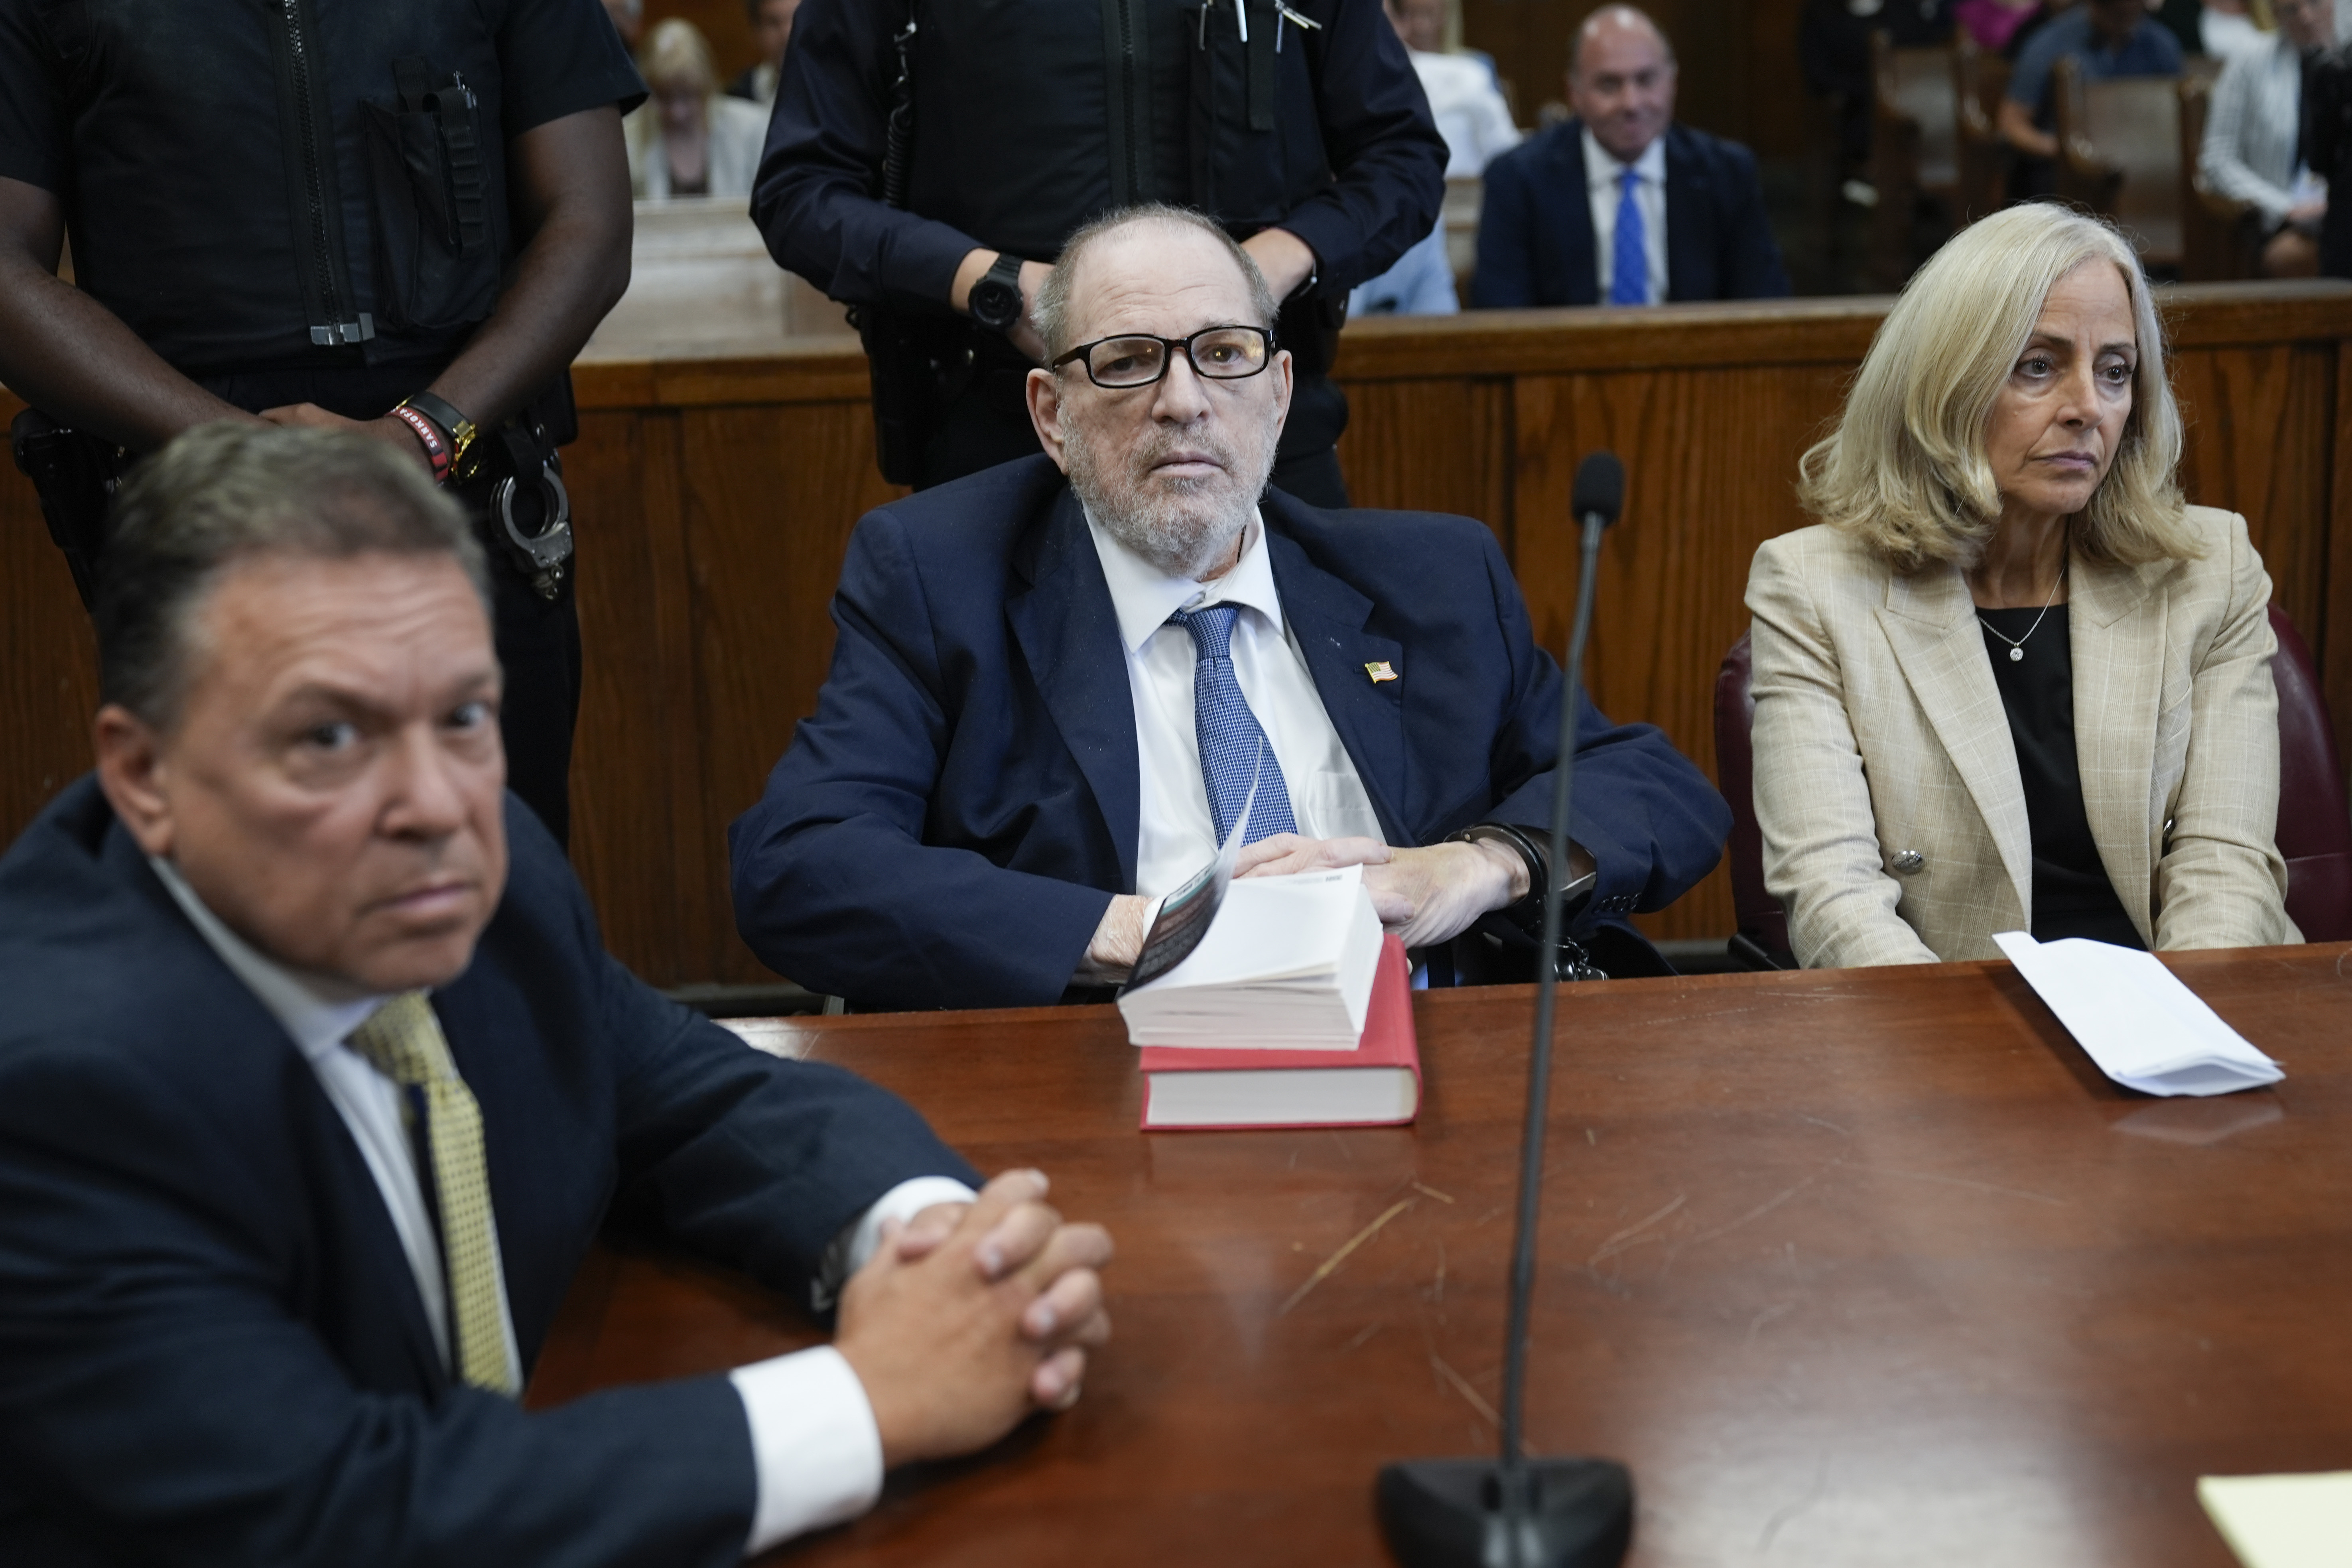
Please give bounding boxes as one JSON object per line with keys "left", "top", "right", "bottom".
{"left": 639, "top": 18, "right": 719, "bottom": 98}
{"left": 1796, "top": 203, "right": 2195, "bottom": 570}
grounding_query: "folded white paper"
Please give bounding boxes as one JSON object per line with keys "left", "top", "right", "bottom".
{"left": 2198, "top": 1472, "right": 2352, "bottom": 1568}
{"left": 1993, "top": 932, "right": 2284, "bottom": 1097}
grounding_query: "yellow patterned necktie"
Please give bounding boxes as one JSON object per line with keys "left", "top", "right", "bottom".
{"left": 345, "top": 992, "right": 518, "bottom": 1395}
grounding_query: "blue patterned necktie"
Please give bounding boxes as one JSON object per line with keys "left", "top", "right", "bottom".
{"left": 1609, "top": 166, "right": 1647, "bottom": 306}
{"left": 1169, "top": 603, "right": 1299, "bottom": 845}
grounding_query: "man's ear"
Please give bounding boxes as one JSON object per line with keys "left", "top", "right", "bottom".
{"left": 94, "top": 704, "right": 177, "bottom": 858}
{"left": 1270, "top": 348, "right": 1295, "bottom": 443}
{"left": 1026, "top": 367, "right": 1072, "bottom": 473}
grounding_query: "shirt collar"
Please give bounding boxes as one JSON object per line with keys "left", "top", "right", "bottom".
{"left": 148, "top": 855, "right": 390, "bottom": 1064}
{"left": 1082, "top": 506, "right": 1285, "bottom": 655}
{"left": 1582, "top": 125, "right": 1667, "bottom": 191}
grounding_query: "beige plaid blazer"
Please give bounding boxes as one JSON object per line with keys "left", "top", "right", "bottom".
{"left": 1745, "top": 508, "right": 2297, "bottom": 968}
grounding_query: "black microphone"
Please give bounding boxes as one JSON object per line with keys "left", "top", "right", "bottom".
{"left": 1377, "top": 452, "right": 1635, "bottom": 1568}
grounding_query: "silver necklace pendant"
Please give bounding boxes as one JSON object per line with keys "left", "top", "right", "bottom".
{"left": 2009, "top": 646, "right": 2024, "bottom": 662}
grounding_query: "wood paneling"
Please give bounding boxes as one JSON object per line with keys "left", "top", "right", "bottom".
{"left": 6, "top": 286, "right": 2350, "bottom": 985}
{"left": 1503, "top": 360, "right": 1860, "bottom": 940}
{"left": 678, "top": 402, "right": 904, "bottom": 983}
{"left": 0, "top": 390, "right": 99, "bottom": 847}
{"left": 1332, "top": 376, "right": 1514, "bottom": 554}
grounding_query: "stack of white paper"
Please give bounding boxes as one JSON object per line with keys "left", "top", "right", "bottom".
{"left": 1993, "top": 932, "right": 2285, "bottom": 1097}
{"left": 2198, "top": 1472, "right": 2352, "bottom": 1568}
{"left": 1118, "top": 865, "right": 1384, "bottom": 1050}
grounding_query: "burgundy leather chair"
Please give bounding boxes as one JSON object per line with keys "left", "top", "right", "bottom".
{"left": 2267, "top": 605, "right": 2352, "bottom": 941}
{"left": 1714, "top": 605, "right": 2352, "bottom": 969}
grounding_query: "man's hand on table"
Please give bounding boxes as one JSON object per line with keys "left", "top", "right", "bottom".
{"left": 1235, "top": 833, "right": 1525, "bottom": 949}
{"left": 1076, "top": 893, "right": 1154, "bottom": 985}
{"left": 834, "top": 1169, "right": 1113, "bottom": 1469}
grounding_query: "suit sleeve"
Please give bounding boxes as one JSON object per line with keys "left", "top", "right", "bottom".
{"left": 524, "top": 811, "right": 981, "bottom": 1294}
{"left": 1472, "top": 528, "right": 1730, "bottom": 926}
{"left": 2152, "top": 516, "right": 2298, "bottom": 949}
{"left": 729, "top": 512, "right": 1119, "bottom": 1009}
{"left": 1716, "top": 142, "right": 1792, "bottom": 299}
{"left": 750, "top": 0, "right": 977, "bottom": 309}
{"left": 1468, "top": 148, "right": 1540, "bottom": 308}
{"left": 0, "top": 1041, "right": 759, "bottom": 1568}
{"left": 1746, "top": 536, "right": 1939, "bottom": 967}
{"left": 1270, "top": 0, "right": 1450, "bottom": 294}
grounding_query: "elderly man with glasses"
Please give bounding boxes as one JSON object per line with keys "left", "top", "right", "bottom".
{"left": 731, "top": 205, "right": 1728, "bottom": 1011}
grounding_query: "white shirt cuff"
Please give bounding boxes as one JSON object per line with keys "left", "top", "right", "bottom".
{"left": 729, "top": 1346, "right": 883, "bottom": 1554}
{"left": 842, "top": 1175, "right": 983, "bottom": 1276}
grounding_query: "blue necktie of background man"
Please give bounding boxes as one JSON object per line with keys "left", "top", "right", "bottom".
{"left": 1609, "top": 166, "right": 1647, "bottom": 307}
{"left": 1170, "top": 604, "right": 1299, "bottom": 845}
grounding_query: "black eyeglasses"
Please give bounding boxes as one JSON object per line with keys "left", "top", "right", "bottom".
{"left": 1050, "top": 325, "right": 1277, "bottom": 389}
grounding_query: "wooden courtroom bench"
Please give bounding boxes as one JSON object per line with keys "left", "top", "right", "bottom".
{"left": 6, "top": 286, "right": 2352, "bottom": 989}
{"left": 1952, "top": 34, "right": 2013, "bottom": 228}
{"left": 1866, "top": 35, "right": 1959, "bottom": 292}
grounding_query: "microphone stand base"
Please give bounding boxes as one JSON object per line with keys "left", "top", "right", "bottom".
{"left": 1376, "top": 1456, "right": 1633, "bottom": 1568}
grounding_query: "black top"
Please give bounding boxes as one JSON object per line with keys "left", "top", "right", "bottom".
{"left": 1978, "top": 605, "right": 2144, "bottom": 948}
{"left": 0, "top": 0, "right": 642, "bottom": 376}
{"left": 755, "top": 0, "right": 1449, "bottom": 315}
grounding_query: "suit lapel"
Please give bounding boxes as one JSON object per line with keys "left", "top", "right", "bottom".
{"left": 1263, "top": 522, "right": 1410, "bottom": 841}
{"left": 1563, "top": 124, "right": 1600, "bottom": 306}
{"left": 1662, "top": 126, "right": 1706, "bottom": 303}
{"left": 1875, "top": 565, "right": 2034, "bottom": 910}
{"left": 1005, "top": 489, "right": 1143, "bottom": 890}
{"left": 2068, "top": 553, "right": 2166, "bottom": 940}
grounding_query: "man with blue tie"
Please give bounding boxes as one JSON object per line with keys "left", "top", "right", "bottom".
{"left": 730, "top": 204, "right": 1730, "bottom": 1011}
{"left": 1470, "top": 6, "right": 1790, "bottom": 309}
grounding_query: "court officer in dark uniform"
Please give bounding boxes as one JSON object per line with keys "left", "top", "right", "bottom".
{"left": 754, "top": 0, "right": 1449, "bottom": 506}
{"left": 0, "top": 0, "right": 643, "bottom": 847}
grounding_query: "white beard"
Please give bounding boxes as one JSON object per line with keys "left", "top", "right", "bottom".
{"left": 1064, "top": 417, "right": 1275, "bottom": 580}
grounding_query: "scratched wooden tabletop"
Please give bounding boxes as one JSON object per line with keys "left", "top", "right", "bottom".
{"left": 526, "top": 946, "right": 2352, "bottom": 1567}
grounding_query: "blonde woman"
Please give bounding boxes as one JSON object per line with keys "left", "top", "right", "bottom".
{"left": 1746, "top": 204, "right": 2297, "bottom": 967}
{"left": 625, "top": 18, "right": 770, "bottom": 199}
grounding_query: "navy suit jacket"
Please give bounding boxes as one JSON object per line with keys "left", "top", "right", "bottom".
{"left": 730, "top": 457, "right": 1730, "bottom": 1011}
{"left": 1470, "top": 120, "right": 1791, "bottom": 308}
{"left": 0, "top": 780, "right": 976, "bottom": 1567}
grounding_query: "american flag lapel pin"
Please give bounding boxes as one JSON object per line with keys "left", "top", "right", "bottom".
{"left": 1365, "top": 661, "right": 1398, "bottom": 684}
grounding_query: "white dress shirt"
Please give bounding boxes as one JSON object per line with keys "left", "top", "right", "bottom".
{"left": 1582, "top": 128, "right": 1669, "bottom": 305}
{"left": 1408, "top": 49, "right": 1521, "bottom": 177}
{"left": 148, "top": 857, "right": 973, "bottom": 1556}
{"left": 1084, "top": 508, "right": 1385, "bottom": 898}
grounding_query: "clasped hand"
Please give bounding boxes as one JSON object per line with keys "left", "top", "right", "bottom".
{"left": 1235, "top": 833, "right": 1523, "bottom": 949}
{"left": 833, "top": 1169, "right": 1113, "bottom": 1470}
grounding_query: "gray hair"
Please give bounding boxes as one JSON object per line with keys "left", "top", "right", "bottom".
{"left": 1796, "top": 202, "right": 2193, "bottom": 571}
{"left": 1032, "top": 203, "right": 1281, "bottom": 361}
{"left": 97, "top": 422, "right": 488, "bottom": 730}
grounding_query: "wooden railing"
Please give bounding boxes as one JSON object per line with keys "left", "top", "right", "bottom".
{"left": 7, "top": 282, "right": 2350, "bottom": 986}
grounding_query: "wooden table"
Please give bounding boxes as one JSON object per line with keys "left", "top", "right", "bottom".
{"left": 524, "top": 948, "right": 2352, "bottom": 1565}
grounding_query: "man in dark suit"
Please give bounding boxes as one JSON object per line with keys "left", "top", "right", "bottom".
{"left": 731, "top": 204, "right": 1730, "bottom": 1012}
{"left": 0, "top": 425, "right": 1112, "bottom": 1564}
{"left": 1471, "top": 6, "right": 1790, "bottom": 308}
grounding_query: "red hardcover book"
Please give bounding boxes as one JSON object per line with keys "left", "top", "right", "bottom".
{"left": 1138, "top": 936, "right": 1420, "bottom": 1131}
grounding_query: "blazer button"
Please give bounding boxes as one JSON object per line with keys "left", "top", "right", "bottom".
{"left": 1891, "top": 849, "right": 1925, "bottom": 876}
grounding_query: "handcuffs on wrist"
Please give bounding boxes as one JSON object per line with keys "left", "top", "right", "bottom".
{"left": 1446, "top": 821, "right": 1605, "bottom": 980}
{"left": 393, "top": 392, "right": 574, "bottom": 599}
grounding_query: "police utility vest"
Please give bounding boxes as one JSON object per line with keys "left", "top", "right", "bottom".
{"left": 902, "top": 0, "right": 1341, "bottom": 269}
{"left": 29, "top": 0, "right": 524, "bottom": 375}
